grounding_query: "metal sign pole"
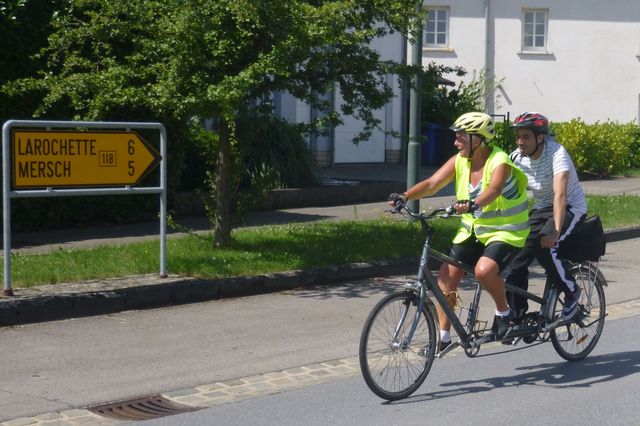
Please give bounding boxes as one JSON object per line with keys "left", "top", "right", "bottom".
{"left": 1, "top": 120, "right": 167, "bottom": 294}
{"left": 2, "top": 121, "right": 14, "bottom": 295}
{"left": 159, "top": 125, "right": 167, "bottom": 278}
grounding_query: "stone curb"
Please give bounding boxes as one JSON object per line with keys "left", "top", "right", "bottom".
{"left": 0, "top": 227, "right": 636, "bottom": 328}
{"left": 601, "top": 225, "right": 640, "bottom": 242}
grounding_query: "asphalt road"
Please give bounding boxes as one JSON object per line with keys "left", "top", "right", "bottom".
{"left": 1, "top": 237, "right": 640, "bottom": 423}
{"left": 142, "top": 315, "right": 640, "bottom": 426}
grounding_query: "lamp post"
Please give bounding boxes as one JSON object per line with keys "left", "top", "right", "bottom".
{"left": 406, "top": 15, "right": 423, "bottom": 212}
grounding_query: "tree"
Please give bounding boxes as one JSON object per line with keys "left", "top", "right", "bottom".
{"left": 420, "top": 62, "right": 486, "bottom": 126}
{"left": 3, "top": 0, "right": 427, "bottom": 246}
{"left": 0, "top": 0, "right": 68, "bottom": 121}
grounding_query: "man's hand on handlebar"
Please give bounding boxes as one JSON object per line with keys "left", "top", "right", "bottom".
{"left": 453, "top": 199, "right": 479, "bottom": 214}
{"left": 388, "top": 192, "right": 408, "bottom": 208}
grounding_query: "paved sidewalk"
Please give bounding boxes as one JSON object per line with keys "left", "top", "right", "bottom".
{"left": 1, "top": 165, "right": 640, "bottom": 326}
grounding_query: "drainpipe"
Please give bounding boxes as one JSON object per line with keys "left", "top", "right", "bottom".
{"left": 400, "top": 35, "right": 408, "bottom": 165}
{"left": 484, "top": 0, "right": 494, "bottom": 113}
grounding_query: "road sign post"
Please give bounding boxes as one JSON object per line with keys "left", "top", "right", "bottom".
{"left": 2, "top": 120, "right": 167, "bottom": 296}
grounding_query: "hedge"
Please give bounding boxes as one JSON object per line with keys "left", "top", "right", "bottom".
{"left": 494, "top": 119, "right": 640, "bottom": 178}
{"left": 553, "top": 119, "right": 639, "bottom": 177}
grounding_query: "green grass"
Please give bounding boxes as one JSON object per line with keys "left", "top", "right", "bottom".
{"left": 5, "top": 218, "right": 459, "bottom": 288}
{"left": 2, "top": 194, "right": 639, "bottom": 288}
{"left": 586, "top": 194, "right": 640, "bottom": 229}
{"left": 620, "top": 168, "right": 640, "bottom": 178}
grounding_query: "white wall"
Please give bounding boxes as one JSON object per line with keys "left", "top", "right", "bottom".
{"left": 280, "top": 31, "right": 407, "bottom": 164}
{"left": 424, "top": 0, "right": 640, "bottom": 124}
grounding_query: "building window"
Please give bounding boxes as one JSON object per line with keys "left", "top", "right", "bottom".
{"left": 424, "top": 7, "right": 449, "bottom": 48}
{"left": 522, "top": 9, "right": 548, "bottom": 51}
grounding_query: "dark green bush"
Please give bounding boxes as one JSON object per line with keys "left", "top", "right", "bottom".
{"left": 491, "top": 121, "right": 515, "bottom": 154}
{"left": 420, "top": 62, "right": 485, "bottom": 127}
{"left": 630, "top": 125, "right": 640, "bottom": 169}
{"left": 552, "top": 119, "right": 638, "bottom": 177}
{"left": 10, "top": 193, "right": 158, "bottom": 232}
{"left": 237, "top": 115, "right": 316, "bottom": 189}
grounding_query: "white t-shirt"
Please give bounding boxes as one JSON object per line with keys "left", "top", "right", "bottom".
{"left": 510, "top": 136, "right": 587, "bottom": 215}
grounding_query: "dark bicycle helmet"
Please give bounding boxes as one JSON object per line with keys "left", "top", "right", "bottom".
{"left": 450, "top": 112, "right": 495, "bottom": 140}
{"left": 512, "top": 112, "right": 549, "bottom": 134}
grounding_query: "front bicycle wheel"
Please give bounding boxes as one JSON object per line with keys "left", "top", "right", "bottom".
{"left": 551, "top": 263, "right": 606, "bottom": 361}
{"left": 359, "top": 291, "right": 436, "bottom": 400}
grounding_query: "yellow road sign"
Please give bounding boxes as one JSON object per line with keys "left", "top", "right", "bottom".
{"left": 12, "top": 130, "right": 161, "bottom": 188}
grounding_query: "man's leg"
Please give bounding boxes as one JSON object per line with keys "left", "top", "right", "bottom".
{"left": 538, "top": 208, "right": 583, "bottom": 320}
{"left": 505, "top": 249, "right": 534, "bottom": 322}
{"left": 506, "top": 209, "right": 549, "bottom": 322}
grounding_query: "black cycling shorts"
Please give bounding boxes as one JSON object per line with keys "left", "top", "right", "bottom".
{"left": 449, "top": 238, "right": 519, "bottom": 273}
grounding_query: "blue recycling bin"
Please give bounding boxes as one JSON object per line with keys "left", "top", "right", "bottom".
{"left": 421, "top": 122, "right": 456, "bottom": 167}
{"left": 421, "top": 123, "right": 443, "bottom": 167}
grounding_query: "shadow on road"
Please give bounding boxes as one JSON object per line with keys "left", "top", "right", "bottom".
{"left": 291, "top": 266, "right": 548, "bottom": 301}
{"left": 388, "top": 350, "right": 640, "bottom": 404}
{"left": 292, "top": 279, "right": 400, "bottom": 300}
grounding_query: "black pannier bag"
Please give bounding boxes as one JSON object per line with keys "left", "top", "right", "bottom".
{"left": 557, "top": 215, "right": 606, "bottom": 263}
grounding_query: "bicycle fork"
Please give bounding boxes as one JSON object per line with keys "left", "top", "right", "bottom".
{"left": 391, "top": 285, "right": 427, "bottom": 352}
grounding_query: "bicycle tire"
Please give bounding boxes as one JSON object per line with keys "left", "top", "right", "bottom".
{"left": 359, "top": 291, "right": 436, "bottom": 400}
{"left": 551, "top": 263, "right": 606, "bottom": 361}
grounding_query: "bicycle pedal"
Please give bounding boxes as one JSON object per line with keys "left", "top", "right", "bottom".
{"left": 436, "top": 341, "right": 459, "bottom": 358}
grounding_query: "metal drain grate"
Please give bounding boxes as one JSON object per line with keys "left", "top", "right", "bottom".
{"left": 88, "top": 394, "right": 201, "bottom": 421}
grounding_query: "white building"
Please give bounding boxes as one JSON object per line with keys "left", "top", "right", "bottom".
{"left": 425, "top": 0, "right": 640, "bottom": 125}
{"left": 275, "top": 31, "right": 407, "bottom": 167}
{"left": 281, "top": 0, "right": 640, "bottom": 165}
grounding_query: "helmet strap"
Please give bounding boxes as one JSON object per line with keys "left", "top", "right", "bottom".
{"left": 530, "top": 133, "right": 545, "bottom": 157}
{"left": 467, "top": 135, "right": 482, "bottom": 159}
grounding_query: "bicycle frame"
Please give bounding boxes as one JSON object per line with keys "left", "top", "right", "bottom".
{"left": 401, "top": 207, "right": 557, "bottom": 350}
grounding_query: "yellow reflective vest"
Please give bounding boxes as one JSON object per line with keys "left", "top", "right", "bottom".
{"left": 453, "top": 147, "right": 530, "bottom": 247}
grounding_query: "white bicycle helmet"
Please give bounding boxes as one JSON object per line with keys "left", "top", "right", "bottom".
{"left": 450, "top": 112, "right": 495, "bottom": 140}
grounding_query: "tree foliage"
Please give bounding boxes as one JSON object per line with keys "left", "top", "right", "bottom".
{"left": 420, "top": 62, "right": 486, "bottom": 126}
{"left": 3, "top": 0, "right": 427, "bottom": 245}
{"left": 0, "top": 0, "right": 67, "bottom": 120}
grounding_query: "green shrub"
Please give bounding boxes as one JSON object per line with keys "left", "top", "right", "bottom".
{"left": 552, "top": 119, "right": 638, "bottom": 177}
{"left": 237, "top": 115, "right": 316, "bottom": 189}
{"left": 420, "top": 62, "right": 485, "bottom": 127}
{"left": 10, "top": 194, "right": 158, "bottom": 232}
{"left": 492, "top": 120, "right": 515, "bottom": 154}
{"left": 630, "top": 125, "right": 640, "bottom": 168}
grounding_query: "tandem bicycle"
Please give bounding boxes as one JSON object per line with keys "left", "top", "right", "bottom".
{"left": 358, "top": 203, "right": 606, "bottom": 401}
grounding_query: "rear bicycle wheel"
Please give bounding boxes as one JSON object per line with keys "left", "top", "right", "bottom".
{"left": 551, "top": 263, "right": 606, "bottom": 361}
{"left": 359, "top": 291, "right": 436, "bottom": 400}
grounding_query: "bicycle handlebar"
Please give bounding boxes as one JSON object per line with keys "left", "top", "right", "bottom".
{"left": 387, "top": 202, "right": 457, "bottom": 221}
